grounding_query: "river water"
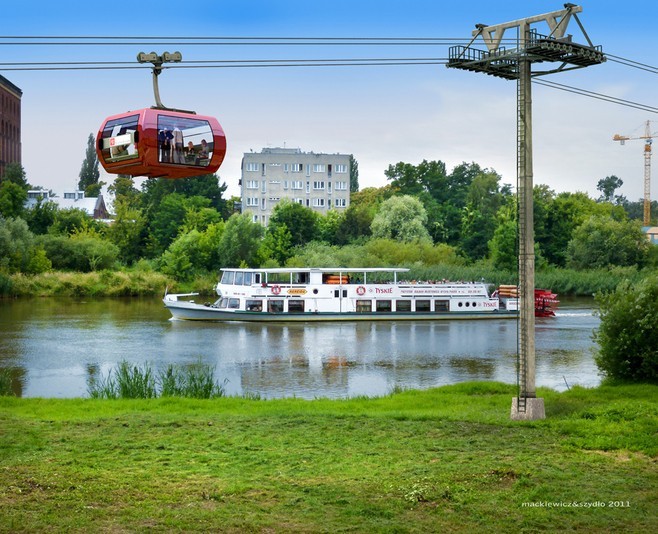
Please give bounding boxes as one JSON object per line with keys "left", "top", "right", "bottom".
{"left": 0, "top": 297, "right": 600, "bottom": 398}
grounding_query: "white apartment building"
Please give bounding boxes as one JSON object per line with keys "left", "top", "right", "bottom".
{"left": 241, "top": 147, "right": 351, "bottom": 225}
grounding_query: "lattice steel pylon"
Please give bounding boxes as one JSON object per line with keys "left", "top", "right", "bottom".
{"left": 447, "top": 4, "right": 605, "bottom": 420}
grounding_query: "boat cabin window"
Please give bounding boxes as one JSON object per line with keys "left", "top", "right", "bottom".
{"left": 244, "top": 272, "right": 253, "bottom": 286}
{"left": 218, "top": 298, "right": 229, "bottom": 308}
{"left": 228, "top": 298, "right": 240, "bottom": 309}
{"left": 356, "top": 300, "right": 372, "bottom": 313}
{"left": 293, "top": 272, "right": 310, "bottom": 284}
{"left": 100, "top": 115, "right": 139, "bottom": 163}
{"left": 415, "top": 300, "right": 431, "bottom": 312}
{"left": 376, "top": 300, "right": 392, "bottom": 312}
{"left": 288, "top": 300, "right": 305, "bottom": 313}
{"left": 254, "top": 273, "right": 261, "bottom": 284}
{"left": 157, "top": 115, "right": 214, "bottom": 167}
{"left": 235, "top": 272, "right": 244, "bottom": 286}
{"left": 396, "top": 300, "right": 411, "bottom": 312}
{"left": 434, "top": 300, "right": 449, "bottom": 312}
{"left": 268, "top": 300, "right": 284, "bottom": 313}
{"left": 221, "top": 271, "right": 235, "bottom": 285}
{"left": 246, "top": 299, "right": 262, "bottom": 312}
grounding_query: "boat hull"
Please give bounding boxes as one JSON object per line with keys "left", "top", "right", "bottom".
{"left": 164, "top": 299, "right": 518, "bottom": 322}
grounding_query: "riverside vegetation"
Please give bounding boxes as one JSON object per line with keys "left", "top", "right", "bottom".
{"left": 0, "top": 382, "right": 656, "bottom": 532}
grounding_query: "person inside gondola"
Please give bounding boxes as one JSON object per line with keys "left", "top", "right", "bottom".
{"left": 198, "top": 138, "right": 209, "bottom": 160}
{"left": 159, "top": 128, "right": 173, "bottom": 163}
{"left": 172, "top": 125, "right": 184, "bottom": 164}
{"left": 185, "top": 141, "right": 197, "bottom": 164}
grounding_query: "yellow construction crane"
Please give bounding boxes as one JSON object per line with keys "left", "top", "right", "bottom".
{"left": 613, "top": 120, "right": 657, "bottom": 226}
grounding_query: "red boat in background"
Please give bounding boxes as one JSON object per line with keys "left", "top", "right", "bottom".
{"left": 495, "top": 285, "right": 559, "bottom": 317}
{"left": 534, "top": 289, "right": 559, "bottom": 317}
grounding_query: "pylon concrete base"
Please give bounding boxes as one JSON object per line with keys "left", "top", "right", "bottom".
{"left": 510, "top": 397, "right": 545, "bottom": 420}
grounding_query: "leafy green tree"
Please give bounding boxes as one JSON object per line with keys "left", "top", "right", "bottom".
{"left": 459, "top": 169, "right": 511, "bottom": 261}
{"left": 268, "top": 200, "right": 319, "bottom": 248}
{"left": 78, "top": 133, "right": 104, "bottom": 196}
{"left": 594, "top": 275, "right": 658, "bottom": 383}
{"left": 542, "top": 191, "right": 626, "bottom": 267}
{"left": 24, "top": 197, "right": 58, "bottom": 235}
{"left": 316, "top": 209, "right": 344, "bottom": 245}
{"left": 260, "top": 224, "right": 293, "bottom": 266}
{"left": 489, "top": 219, "right": 517, "bottom": 272}
{"left": 0, "top": 217, "right": 51, "bottom": 274}
{"left": 0, "top": 162, "right": 29, "bottom": 188}
{"left": 108, "top": 175, "right": 141, "bottom": 210}
{"left": 48, "top": 207, "right": 98, "bottom": 236}
{"left": 370, "top": 195, "right": 432, "bottom": 243}
{"left": 349, "top": 155, "right": 359, "bottom": 193}
{"left": 0, "top": 181, "right": 27, "bottom": 219}
{"left": 37, "top": 232, "right": 119, "bottom": 272}
{"left": 597, "top": 175, "right": 624, "bottom": 204}
{"left": 106, "top": 203, "right": 147, "bottom": 265}
{"left": 159, "top": 224, "right": 226, "bottom": 281}
{"left": 217, "top": 213, "right": 264, "bottom": 267}
{"left": 566, "top": 215, "right": 649, "bottom": 269}
{"left": 141, "top": 174, "right": 229, "bottom": 217}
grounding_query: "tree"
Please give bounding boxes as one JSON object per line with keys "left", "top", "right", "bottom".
{"left": 0, "top": 216, "right": 51, "bottom": 274}
{"left": 566, "top": 215, "right": 649, "bottom": 269}
{"left": 268, "top": 200, "right": 319, "bottom": 248}
{"left": 0, "top": 162, "right": 29, "bottom": 188}
{"left": 78, "top": 133, "right": 102, "bottom": 195}
{"left": 370, "top": 195, "right": 432, "bottom": 243}
{"left": 217, "top": 213, "right": 263, "bottom": 267}
{"left": 594, "top": 275, "right": 658, "bottom": 383}
{"left": 349, "top": 155, "right": 359, "bottom": 192}
{"left": 597, "top": 175, "right": 624, "bottom": 204}
{"left": 0, "top": 181, "right": 27, "bottom": 219}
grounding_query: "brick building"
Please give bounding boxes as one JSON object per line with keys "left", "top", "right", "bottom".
{"left": 0, "top": 74, "right": 22, "bottom": 177}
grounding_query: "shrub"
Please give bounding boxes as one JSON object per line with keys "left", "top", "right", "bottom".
{"left": 594, "top": 275, "right": 658, "bottom": 383}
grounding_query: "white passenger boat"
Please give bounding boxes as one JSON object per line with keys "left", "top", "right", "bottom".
{"left": 163, "top": 267, "right": 519, "bottom": 322}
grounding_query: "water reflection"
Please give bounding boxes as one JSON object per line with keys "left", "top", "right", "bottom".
{"left": 0, "top": 298, "right": 601, "bottom": 398}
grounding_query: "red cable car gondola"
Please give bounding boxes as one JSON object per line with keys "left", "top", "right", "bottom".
{"left": 96, "top": 108, "right": 226, "bottom": 179}
{"left": 96, "top": 51, "right": 227, "bottom": 180}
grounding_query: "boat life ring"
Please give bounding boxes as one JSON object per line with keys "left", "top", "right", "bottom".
{"left": 356, "top": 285, "right": 366, "bottom": 296}
{"left": 271, "top": 285, "right": 281, "bottom": 295}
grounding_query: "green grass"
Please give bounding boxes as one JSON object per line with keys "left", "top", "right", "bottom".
{"left": 1, "top": 382, "right": 656, "bottom": 532}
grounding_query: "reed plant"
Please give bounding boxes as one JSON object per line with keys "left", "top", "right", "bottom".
{"left": 0, "top": 368, "right": 13, "bottom": 396}
{"left": 89, "top": 361, "right": 225, "bottom": 399}
{"left": 158, "top": 362, "right": 226, "bottom": 399}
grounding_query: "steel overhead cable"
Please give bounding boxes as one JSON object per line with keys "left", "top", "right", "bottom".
{"left": 533, "top": 79, "right": 658, "bottom": 114}
{"left": 0, "top": 58, "right": 449, "bottom": 71}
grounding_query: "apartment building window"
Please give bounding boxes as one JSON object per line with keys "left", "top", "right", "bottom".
{"left": 313, "top": 181, "right": 325, "bottom": 190}
{"left": 284, "top": 163, "right": 289, "bottom": 172}
{"left": 283, "top": 180, "right": 289, "bottom": 190}
{"left": 252, "top": 215, "right": 258, "bottom": 223}
{"left": 261, "top": 180, "right": 266, "bottom": 193}
{"left": 246, "top": 162, "right": 258, "bottom": 172}
{"left": 245, "top": 180, "right": 258, "bottom": 189}
{"left": 245, "top": 197, "right": 259, "bottom": 207}
{"left": 312, "top": 198, "right": 326, "bottom": 207}
{"left": 313, "top": 164, "right": 325, "bottom": 173}
{"left": 327, "top": 181, "right": 332, "bottom": 193}
{"left": 306, "top": 164, "right": 311, "bottom": 176}
{"left": 261, "top": 198, "right": 267, "bottom": 210}
{"left": 335, "top": 181, "right": 348, "bottom": 191}
{"left": 291, "top": 180, "right": 303, "bottom": 190}
{"left": 292, "top": 163, "right": 302, "bottom": 173}
{"left": 293, "top": 198, "right": 304, "bottom": 205}
{"left": 306, "top": 182, "right": 310, "bottom": 193}
{"left": 335, "top": 164, "right": 348, "bottom": 173}
{"left": 335, "top": 198, "right": 347, "bottom": 208}
{"left": 261, "top": 163, "right": 266, "bottom": 176}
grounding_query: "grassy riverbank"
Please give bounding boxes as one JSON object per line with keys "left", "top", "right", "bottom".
{"left": 1, "top": 382, "right": 656, "bottom": 532}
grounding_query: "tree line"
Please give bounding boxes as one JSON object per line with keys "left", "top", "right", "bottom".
{"left": 0, "top": 142, "right": 656, "bottom": 284}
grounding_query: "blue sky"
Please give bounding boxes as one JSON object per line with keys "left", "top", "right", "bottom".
{"left": 2, "top": 0, "right": 656, "bottom": 202}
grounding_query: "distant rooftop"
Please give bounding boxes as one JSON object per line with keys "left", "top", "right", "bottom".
{"left": 0, "top": 74, "right": 22, "bottom": 97}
